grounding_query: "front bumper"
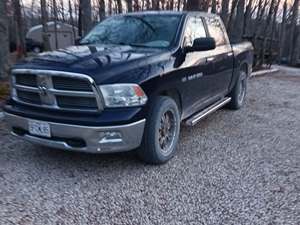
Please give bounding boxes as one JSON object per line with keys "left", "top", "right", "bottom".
{"left": 4, "top": 113, "right": 145, "bottom": 153}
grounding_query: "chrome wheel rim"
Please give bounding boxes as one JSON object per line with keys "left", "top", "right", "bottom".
{"left": 158, "top": 110, "right": 176, "bottom": 155}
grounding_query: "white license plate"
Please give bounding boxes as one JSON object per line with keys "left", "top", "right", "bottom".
{"left": 28, "top": 120, "right": 51, "bottom": 138}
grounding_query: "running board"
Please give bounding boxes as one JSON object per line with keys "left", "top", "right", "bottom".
{"left": 185, "top": 97, "right": 231, "bottom": 126}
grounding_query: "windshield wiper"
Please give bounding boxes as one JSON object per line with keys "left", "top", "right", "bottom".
{"left": 126, "top": 16, "right": 156, "bottom": 33}
{"left": 114, "top": 42, "right": 150, "bottom": 48}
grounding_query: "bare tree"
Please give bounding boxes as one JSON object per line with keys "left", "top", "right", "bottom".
{"left": 289, "top": 0, "right": 300, "bottom": 65}
{"left": 267, "top": 0, "right": 280, "bottom": 66}
{"left": 211, "top": 0, "right": 217, "bottom": 13}
{"left": 79, "top": 0, "right": 92, "bottom": 36}
{"left": 227, "top": 0, "right": 239, "bottom": 32}
{"left": 279, "top": 0, "right": 287, "bottom": 61}
{"left": 98, "top": 0, "right": 106, "bottom": 20}
{"left": 40, "top": 0, "right": 51, "bottom": 51}
{"left": 13, "top": 0, "right": 26, "bottom": 58}
{"left": 243, "top": 0, "right": 254, "bottom": 35}
{"left": 0, "top": 0, "right": 9, "bottom": 79}
{"left": 221, "top": 0, "right": 230, "bottom": 27}
{"left": 152, "top": 0, "right": 159, "bottom": 9}
{"left": 60, "top": 0, "right": 65, "bottom": 21}
{"left": 126, "top": 0, "right": 133, "bottom": 12}
{"left": 186, "top": 0, "right": 207, "bottom": 11}
{"left": 231, "top": 0, "right": 246, "bottom": 42}
{"left": 258, "top": 0, "right": 277, "bottom": 66}
{"left": 68, "top": 0, "right": 77, "bottom": 42}
{"left": 116, "top": 0, "right": 122, "bottom": 13}
{"left": 52, "top": 0, "right": 58, "bottom": 49}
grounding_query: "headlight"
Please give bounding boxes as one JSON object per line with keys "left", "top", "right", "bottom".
{"left": 99, "top": 84, "right": 147, "bottom": 108}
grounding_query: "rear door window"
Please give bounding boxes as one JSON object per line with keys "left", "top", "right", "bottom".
{"left": 206, "top": 17, "right": 228, "bottom": 46}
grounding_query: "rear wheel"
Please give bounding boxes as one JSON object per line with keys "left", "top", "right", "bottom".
{"left": 137, "top": 96, "right": 180, "bottom": 164}
{"left": 227, "top": 67, "right": 248, "bottom": 110}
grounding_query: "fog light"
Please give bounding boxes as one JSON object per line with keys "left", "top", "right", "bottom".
{"left": 99, "top": 131, "right": 123, "bottom": 144}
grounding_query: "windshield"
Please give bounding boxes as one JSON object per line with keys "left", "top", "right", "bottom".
{"left": 81, "top": 15, "right": 182, "bottom": 48}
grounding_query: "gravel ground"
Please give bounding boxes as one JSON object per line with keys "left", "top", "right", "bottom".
{"left": 0, "top": 67, "right": 299, "bottom": 225}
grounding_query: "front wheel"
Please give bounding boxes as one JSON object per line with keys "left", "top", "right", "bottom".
{"left": 227, "top": 68, "right": 248, "bottom": 110}
{"left": 137, "top": 96, "right": 181, "bottom": 164}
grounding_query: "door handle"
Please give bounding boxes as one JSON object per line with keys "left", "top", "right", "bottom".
{"left": 227, "top": 52, "right": 233, "bottom": 56}
{"left": 206, "top": 57, "right": 215, "bottom": 62}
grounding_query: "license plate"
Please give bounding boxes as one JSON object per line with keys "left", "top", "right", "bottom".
{"left": 28, "top": 120, "right": 51, "bottom": 138}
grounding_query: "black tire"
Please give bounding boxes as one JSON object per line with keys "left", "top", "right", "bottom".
{"left": 137, "top": 96, "right": 181, "bottom": 164}
{"left": 227, "top": 67, "right": 248, "bottom": 110}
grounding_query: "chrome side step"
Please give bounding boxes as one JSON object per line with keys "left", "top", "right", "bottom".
{"left": 185, "top": 97, "right": 231, "bottom": 126}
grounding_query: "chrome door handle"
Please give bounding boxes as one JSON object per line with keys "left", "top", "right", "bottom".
{"left": 206, "top": 57, "right": 215, "bottom": 62}
{"left": 227, "top": 52, "right": 233, "bottom": 56}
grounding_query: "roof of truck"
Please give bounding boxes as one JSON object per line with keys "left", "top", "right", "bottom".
{"left": 124, "top": 10, "right": 218, "bottom": 18}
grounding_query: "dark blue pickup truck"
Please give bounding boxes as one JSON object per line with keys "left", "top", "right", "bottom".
{"left": 4, "top": 11, "right": 253, "bottom": 164}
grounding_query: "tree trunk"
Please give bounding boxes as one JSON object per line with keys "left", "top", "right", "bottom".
{"left": 243, "top": 0, "right": 253, "bottom": 36}
{"left": 231, "top": 0, "right": 245, "bottom": 42}
{"left": 126, "top": 0, "right": 133, "bottom": 12}
{"left": 221, "top": 0, "right": 230, "bottom": 28}
{"left": 267, "top": 0, "right": 280, "bottom": 66}
{"left": 177, "top": 0, "right": 181, "bottom": 10}
{"left": 40, "top": 0, "right": 51, "bottom": 51}
{"left": 116, "top": 0, "right": 122, "bottom": 13}
{"left": 258, "top": 0, "right": 276, "bottom": 66}
{"left": 13, "top": 0, "right": 26, "bottom": 58}
{"left": 186, "top": 0, "right": 206, "bottom": 10}
{"left": 211, "top": 0, "right": 217, "bottom": 13}
{"left": 278, "top": 0, "right": 287, "bottom": 62}
{"left": 152, "top": 0, "right": 159, "bottom": 10}
{"left": 134, "top": 0, "right": 140, "bottom": 11}
{"left": 227, "top": 0, "right": 239, "bottom": 32}
{"left": 79, "top": 0, "right": 92, "bottom": 36}
{"left": 0, "top": 0, "right": 9, "bottom": 79}
{"left": 52, "top": 0, "right": 58, "bottom": 49}
{"left": 289, "top": 0, "right": 300, "bottom": 65}
{"left": 68, "top": 0, "right": 76, "bottom": 42}
{"left": 98, "top": 0, "right": 106, "bottom": 20}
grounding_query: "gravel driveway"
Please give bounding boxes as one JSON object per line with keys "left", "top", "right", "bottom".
{"left": 0, "top": 67, "right": 299, "bottom": 225}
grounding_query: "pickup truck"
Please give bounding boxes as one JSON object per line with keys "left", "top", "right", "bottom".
{"left": 4, "top": 11, "right": 253, "bottom": 164}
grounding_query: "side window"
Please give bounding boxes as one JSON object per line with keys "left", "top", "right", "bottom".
{"left": 183, "top": 16, "right": 206, "bottom": 47}
{"left": 206, "top": 17, "right": 228, "bottom": 46}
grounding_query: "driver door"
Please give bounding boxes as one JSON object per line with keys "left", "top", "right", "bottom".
{"left": 178, "top": 16, "right": 216, "bottom": 117}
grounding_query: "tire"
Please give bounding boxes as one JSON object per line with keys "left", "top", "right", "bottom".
{"left": 137, "top": 96, "right": 181, "bottom": 164}
{"left": 227, "top": 67, "right": 248, "bottom": 110}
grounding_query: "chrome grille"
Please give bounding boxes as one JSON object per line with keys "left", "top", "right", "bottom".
{"left": 52, "top": 76, "right": 92, "bottom": 91}
{"left": 15, "top": 74, "right": 37, "bottom": 87}
{"left": 16, "top": 90, "right": 41, "bottom": 104}
{"left": 11, "top": 69, "right": 103, "bottom": 112}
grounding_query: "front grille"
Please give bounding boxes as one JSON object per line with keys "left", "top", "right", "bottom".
{"left": 12, "top": 70, "right": 101, "bottom": 111}
{"left": 15, "top": 74, "right": 37, "bottom": 87}
{"left": 56, "top": 96, "right": 98, "bottom": 110}
{"left": 52, "top": 76, "right": 92, "bottom": 91}
{"left": 16, "top": 90, "right": 41, "bottom": 104}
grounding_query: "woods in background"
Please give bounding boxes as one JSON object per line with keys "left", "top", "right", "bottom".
{"left": 0, "top": 0, "right": 299, "bottom": 79}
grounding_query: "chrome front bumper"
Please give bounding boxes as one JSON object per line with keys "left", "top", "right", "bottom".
{"left": 4, "top": 113, "right": 145, "bottom": 153}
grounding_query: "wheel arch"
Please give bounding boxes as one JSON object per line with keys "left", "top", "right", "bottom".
{"left": 158, "top": 88, "right": 182, "bottom": 117}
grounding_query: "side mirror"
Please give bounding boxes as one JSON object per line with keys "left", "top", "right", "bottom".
{"left": 185, "top": 37, "right": 216, "bottom": 53}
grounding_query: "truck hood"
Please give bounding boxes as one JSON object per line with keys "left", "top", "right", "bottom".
{"left": 16, "top": 45, "right": 172, "bottom": 83}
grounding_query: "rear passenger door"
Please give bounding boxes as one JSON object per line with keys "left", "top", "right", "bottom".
{"left": 204, "top": 17, "right": 234, "bottom": 97}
